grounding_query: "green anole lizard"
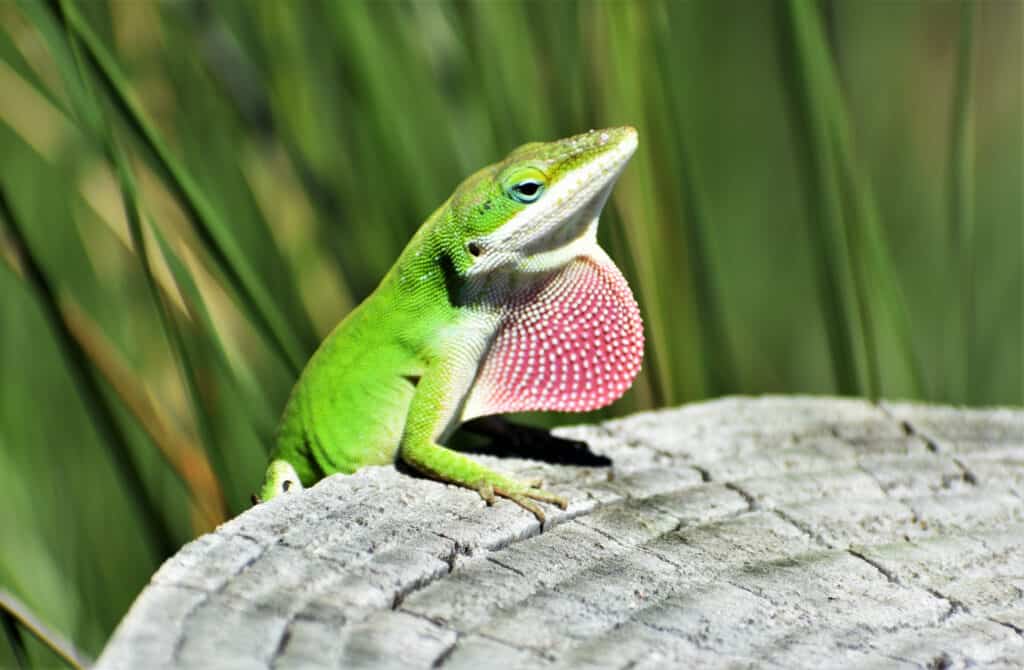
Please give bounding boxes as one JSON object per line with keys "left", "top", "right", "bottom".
{"left": 256, "top": 127, "right": 642, "bottom": 521}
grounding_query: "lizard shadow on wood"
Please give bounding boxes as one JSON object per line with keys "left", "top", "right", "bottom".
{"left": 394, "top": 416, "right": 612, "bottom": 478}
{"left": 452, "top": 416, "right": 613, "bottom": 466}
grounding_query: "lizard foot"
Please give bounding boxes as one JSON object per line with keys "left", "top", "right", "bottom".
{"left": 486, "top": 481, "right": 568, "bottom": 523}
{"left": 402, "top": 439, "right": 569, "bottom": 523}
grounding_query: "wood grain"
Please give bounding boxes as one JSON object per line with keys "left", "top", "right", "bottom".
{"left": 96, "top": 397, "right": 1024, "bottom": 669}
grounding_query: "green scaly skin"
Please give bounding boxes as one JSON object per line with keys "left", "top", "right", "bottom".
{"left": 258, "top": 127, "right": 639, "bottom": 521}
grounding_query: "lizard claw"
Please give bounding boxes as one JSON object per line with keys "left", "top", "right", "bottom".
{"left": 494, "top": 484, "right": 569, "bottom": 522}
{"left": 476, "top": 482, "right": 497, "bottom": 505}
{"left": 506, "top": 494, "right": 546, "bottom": 522}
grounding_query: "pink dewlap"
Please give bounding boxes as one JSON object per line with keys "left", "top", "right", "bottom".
{"left": 471, "top": 255, "right": 644, "bottom": 414}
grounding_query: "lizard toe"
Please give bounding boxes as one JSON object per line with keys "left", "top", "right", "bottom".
{"left": 504, "top": 493, "right": 546, "bottom": 523}
{"left": 476, "top": 481, "right": 497, "bottom": 505}
{"left": 494, "top": 481, "right": 567, "bottom": 521}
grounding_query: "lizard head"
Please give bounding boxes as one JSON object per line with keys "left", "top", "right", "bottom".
{"left": 443, "top": 126, "right": 638, "bottom": 279}
{"left": 253, "top": 458, "right": 303, "bottom": 504}
{"left": 441, "top": 127, "right": 645, "bottom": 419}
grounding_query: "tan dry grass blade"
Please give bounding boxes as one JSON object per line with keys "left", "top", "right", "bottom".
{"left": 60, "top": 297, "right": 227, "bottom": 532}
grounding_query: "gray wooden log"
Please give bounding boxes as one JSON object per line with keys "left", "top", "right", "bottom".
{"left": 96, "top": 397, "right": 1024, "bottom": 669}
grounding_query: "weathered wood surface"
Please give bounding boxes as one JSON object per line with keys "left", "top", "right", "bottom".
{"left": 97, "top": 397, "right": 1024, "bottom": 669}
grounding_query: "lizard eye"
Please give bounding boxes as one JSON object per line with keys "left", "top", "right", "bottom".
{"left": 508, "top": 179, "right": 544, "bottom": 204}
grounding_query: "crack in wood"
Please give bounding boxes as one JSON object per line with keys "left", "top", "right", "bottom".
{"left": 430, "top": 532, "right": 460, "bottom": 573}
{"left": 724, "top": 481, "right": 759, "bottom": 512}
{"left": 951, "top": 457, "right": 979, "bottom": 485}
{"left": 924, "top": 586, "right": 970, "bottom": 620}
{"left": 846, "top": 548, "right": 985, "bottom": 629}
{"left": 877, "top": 403, "right": 941, "bottom": 453}
{"left": 987, "top": 617, "right": 1024, "bottom": 637}
{"left": 381, "top": 472, "right": 706, "bottom": 613}
{"left": 926, "top": 651, "right": 954, "bottom": 670}
{"left": 877, "top": 403, "right": 984, "bottom": 495}
{"left": 430, "top": 633, "right": 458, "bottom": 668}
{"left": 485, "top": 556, "right": 527, "bottom": 579}
{"left": 268, "top": 626, "right": 292, "bottom": 670}
{"left": 847, "top": 548, "right": 901, "bottom": 585}
{"left": 472, "top": 630, "right": 557, "bottom": 661}
{"left": 383, "top": 478, "right": 702, "bottom": 616}
{"left": 691, "top": 465, "right": 713, "bottom": 482}
{"left": 773, "top": 508, "right": 831, "bottom": 548}
{"left": 725, "top": 579, "right": 781, "bottom": 608}
{"left": 169, "top": 535, "right": 267, "bottom": 664}
{"left": 881, "top": 652, "right": 929, "bottom": 670}
{"left": 574, "top": 517, "right": 691, "bottom": 573}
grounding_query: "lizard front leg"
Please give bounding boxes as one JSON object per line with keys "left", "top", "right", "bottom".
{"left": 398, "top": 353, "right": 567, "bottom": 522}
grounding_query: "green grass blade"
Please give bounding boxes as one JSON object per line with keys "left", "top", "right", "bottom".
{"left": 675, "top": 144, "right": 739, "bottom": 397}
{"left": 653, "top": 2, "right": 738, "bottom": 397}
{"left": 0, "top": 185, "right": 177, "bottom": 559}
{"left": 61, "top": 299, "right": 227, "bottom": 529}
{"left": 0, "top": 590, "right": 90, "bottom": 670}
{"left": 805, "top": 1, "right": 927, "bottom": 399}
{"left": 0, "top": 3, "right": 76, "bottom": 122}
{"left": 179, "top": 7, "right": 357, "bottom": 316}
{"left": 1, "top": 612, "right": 29, "bottom": 670}
{"left": 947, "top": 2, "right": 976, "bottom": 403}
{"left": 148, "top": 221, "right": 277, "bottom": 441}
{"left": 52, "top": 0, "right": 229, "bottom": 525}
{"left": 780, "top": 0, "right": 866, "bottom": 396}
{"left": 12, "top": 0, "right": 100, "bottom": 136}
{"left": 595, "top": 1, "right": 679, "bottom": 404}
{"left": 831, "top": 150, "right": 882, "bottom": 398}
{"left": 101, "top": 114, "right": 229, "bottom": 524}
{"left": 835, "top": 148, "right": 927, "bottom": 399}
{"left": 54, "top": 0, "right": 308, "bottom": 374}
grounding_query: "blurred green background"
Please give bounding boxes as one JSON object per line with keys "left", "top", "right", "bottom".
{"left": 0, "top": 0, "right": 1020, "bottom": 665}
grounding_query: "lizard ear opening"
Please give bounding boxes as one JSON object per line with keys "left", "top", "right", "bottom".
{"left": 467, "top": 241, "right": 483, "bottom": 257}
